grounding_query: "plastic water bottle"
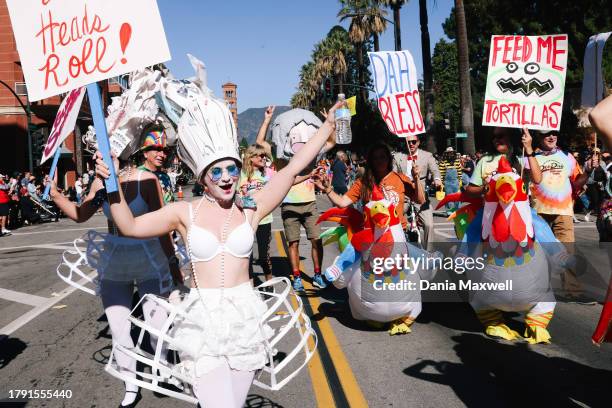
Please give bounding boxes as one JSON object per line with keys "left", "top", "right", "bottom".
{"left": 335, "top": 93, "right": 352, "bottom": 144}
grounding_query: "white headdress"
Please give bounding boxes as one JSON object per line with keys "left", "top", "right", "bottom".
{"left": 158, "top": 55, "right": 240, "bottom": 177}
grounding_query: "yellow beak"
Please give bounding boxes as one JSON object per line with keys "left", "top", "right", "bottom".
{"left": 495, "top": 175, "right": 517, "bottom": 204}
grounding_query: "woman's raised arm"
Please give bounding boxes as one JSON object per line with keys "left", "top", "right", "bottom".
{"left": 50, "top": 176, "right": 104, "bottom": 223}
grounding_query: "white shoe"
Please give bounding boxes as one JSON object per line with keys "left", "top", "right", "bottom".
{"left": 573, "top": 216, "right": 581, "bottom": 223}
{"left": 2, "top": 228, "right": 10, "bottom": 234}
{"left": 584, "top": 213, "right": 591, "bottom": 222}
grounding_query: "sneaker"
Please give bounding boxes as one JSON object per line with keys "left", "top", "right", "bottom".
{"left": 584, "top": 213, "right": 591, "bottom": 222}
{"left": 312, "top": 274, "right": 327, "bottom": 289}
{"left": 573, "top": 216, "right": 581, "bottom": 223}
{"left": 292, "top": 277, "right": 304, "bottom": 292}
{"left": 2, "top": 228, "right": 11, "bottom": 234}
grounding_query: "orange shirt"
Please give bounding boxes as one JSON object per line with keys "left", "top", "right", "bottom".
{"left": 346, "top": 171, "right": 416, "bottom": 229}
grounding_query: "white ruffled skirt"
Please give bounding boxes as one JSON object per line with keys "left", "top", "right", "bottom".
{"left": 169, "top": 282, "right": 274, "bottom": 378}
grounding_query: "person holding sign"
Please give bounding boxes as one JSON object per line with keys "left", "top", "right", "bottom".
{"left": 466, "top": 127, "right": 542, "bottom": 195}
{"left": 314, "top": 143, "right": 425, "bottom": 229}
{"left": 530, "top": 129, "right": 599, "bottom": 303}
{"left": 96, "top": 94, "right": 341, "bottom": 407}
{"left": 48, "top": 137, "right": 181, "bottom": 408}
{"left": 392, "top": 135, "right": 441, "bottom": 250}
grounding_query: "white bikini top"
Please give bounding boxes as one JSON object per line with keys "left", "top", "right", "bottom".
{"left": 188, "top": 198, "right": 254, "bottom": 263}
{"left": 102, "top": 170, "right": 149, "bottom": 220}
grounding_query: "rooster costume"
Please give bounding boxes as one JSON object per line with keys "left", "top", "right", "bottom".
{"left": 320, "top": 186, "right": 438, "bottom": 335}
{"left": 437, "top": 156, "right": 568, "bottom": 344}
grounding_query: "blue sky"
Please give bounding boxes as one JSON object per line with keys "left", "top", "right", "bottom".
{"left": 158, "top": 0, "right": 454, "bottom": 113}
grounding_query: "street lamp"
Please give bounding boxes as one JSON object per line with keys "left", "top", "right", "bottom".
{"left": 0, "top": 79, "right": 33, "bottom": 172}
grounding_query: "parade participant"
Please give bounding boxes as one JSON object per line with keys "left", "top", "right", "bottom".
{"left": 97, "top": 90, "right": 340, "bottom": 407}
{"left": 49, "top": 148, "right": 181, "bottom": 408}
{"left": 137, "top": 125, "right": 175, "bottom": 204}
{"left": 263, "top": 107, "right": 336, "bottom": 291}
{"left": 239, "top": 143, "right": 276, "bottom": 282}
{"left": 393, "top": 135, "right": 441, "bottom": 249}
{"left": 466, "top": 127, "right": 542, "bottom": 195}
{"left": 436, "top": 156, "right": 565, "bottom": 344}
{"left": 531, "top": 129, "right": 598, "bottom": 302}
{"left": 317, "top": 143, "right": 425, "bottom": 230}
{"left": 317, "top": 185, "right": 439, "bottom": 335}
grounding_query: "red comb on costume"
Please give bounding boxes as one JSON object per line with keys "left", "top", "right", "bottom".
{"left": 497, "top": 155, "right": 513, "bottom": 173}
{"left": 371, "top": 184, "right": 385, "bottom": 201}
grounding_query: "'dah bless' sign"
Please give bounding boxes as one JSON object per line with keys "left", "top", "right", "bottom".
{"left": 6, "top": 0, "right": 171, "bottom": 101}
{"left": 483, "top": 34, "right": 568, "bottom": 131}
{"left": 368, "top": 50, "right": 425, "bottom": 137}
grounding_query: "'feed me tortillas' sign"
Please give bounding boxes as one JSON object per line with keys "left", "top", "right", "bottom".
{"left": 483, "top": 34, "right": 568, "bottom": 131}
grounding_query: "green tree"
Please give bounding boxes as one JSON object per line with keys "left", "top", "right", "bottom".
{"left": 378, "top": 0, "right": 406, "bottom": 51}
{"left": 419, "top": 0, "right": 437, "bottom": 153}
{"left": 432, "top": 39, "right": 460, "bottom": 119}
{"left": 339, "top": 0, "right": 387, "bottom": 101}
{"left": 454, "top": 0, "right": 475, "bottom": 154}
{"left": 443, "top": 0, "right": 612, "bottom": 147}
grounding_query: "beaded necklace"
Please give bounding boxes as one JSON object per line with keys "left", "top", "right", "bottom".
{"left": 188, "top": 196, "right": 235, "bottom": 303}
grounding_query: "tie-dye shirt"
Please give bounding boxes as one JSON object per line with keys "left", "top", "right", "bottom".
{"left": 283, "top": 178, "right": 316, "bottom": 204}
{"left": 530, "top": 150, "right": 580, "bottom": 216}
{"left": 239, "top": 166, "right": 276, "bottom": 224}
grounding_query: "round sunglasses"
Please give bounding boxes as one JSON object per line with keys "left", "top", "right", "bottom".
{"left": 208, "top": 164, "right": 240, "bottom": 182}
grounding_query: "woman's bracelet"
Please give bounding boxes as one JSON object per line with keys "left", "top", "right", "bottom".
{"left": 325, "top": 187, "right": 333, "bottom": 194}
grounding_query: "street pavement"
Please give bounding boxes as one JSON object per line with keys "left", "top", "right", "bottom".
{"left": 1, "top": 193, "right": 611, "bottom": 408}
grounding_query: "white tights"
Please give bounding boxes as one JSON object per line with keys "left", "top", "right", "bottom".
{"left": 100, "top": 279, "right": 167, "bottom": 405}
{"left": 193, "top": 362, "right": 255, "bottom": 408}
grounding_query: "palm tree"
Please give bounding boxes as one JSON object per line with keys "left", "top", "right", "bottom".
{"left": 338, "top": 0, "right": 389, "bottom": 101}
{"left": 338, "top": 0, "right": 369, "bottom": 101}
{"left": 419, "top": 0, "right": 436, "bottom": 152}
{"left": 314, "top": 27, "right": 352, "bottom": 95}
{"left": 364, "top": 1, "right": 388, "bottom": 52}
{"left": 454, "top": 0, "right": 475, "bottom": 154}
{"left": 379, "top": 0, "right": 406, "bottom": 51}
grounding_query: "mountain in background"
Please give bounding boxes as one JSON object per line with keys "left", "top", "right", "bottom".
{"left": 238, "top": 106, "right": 291, "bottom": 145}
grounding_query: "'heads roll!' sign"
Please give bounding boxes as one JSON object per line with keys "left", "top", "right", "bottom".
{"left": 483, "top": 34, "right": 568, "bottom": 131}
{"left": 6, "top": 0, "right": 171, "bottom": 101}
{"left": 368, "top": 51, "right": 425, "bottom": 137}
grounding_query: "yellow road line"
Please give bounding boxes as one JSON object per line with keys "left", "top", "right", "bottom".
{"left": 274, "top": 231, "right": 368, "bottom": 408}
{"left": 273, "top": 232, "right": 335, "bottom": 408}
{"left": 300, "top": 271, "right": 369, "bottom": 408}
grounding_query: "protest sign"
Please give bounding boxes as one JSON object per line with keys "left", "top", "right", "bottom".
{"left": 41, "top": 87, "right": 86, "bottom": 164}
{"left": 6, "top": 0, "right": 171, "bottom": 102}
{"left": 368, "top": 50, "right": 424, "bottom": 137}
{"left": 581, "top": 32, "right": 611, "bottom": 108}
{"left": 483, "top": 34, "right": 568, "bottom": 131}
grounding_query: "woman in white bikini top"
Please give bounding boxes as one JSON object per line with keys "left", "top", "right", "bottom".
{"left": 97, "top": 102, "right": 341, "bottom": 290}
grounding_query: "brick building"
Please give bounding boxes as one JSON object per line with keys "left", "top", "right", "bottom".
{"left": 0, "top": 0, "right": 123, "bottom": 187}
{"left": 222, "top": 82, "right": 238, "bottom": 132}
